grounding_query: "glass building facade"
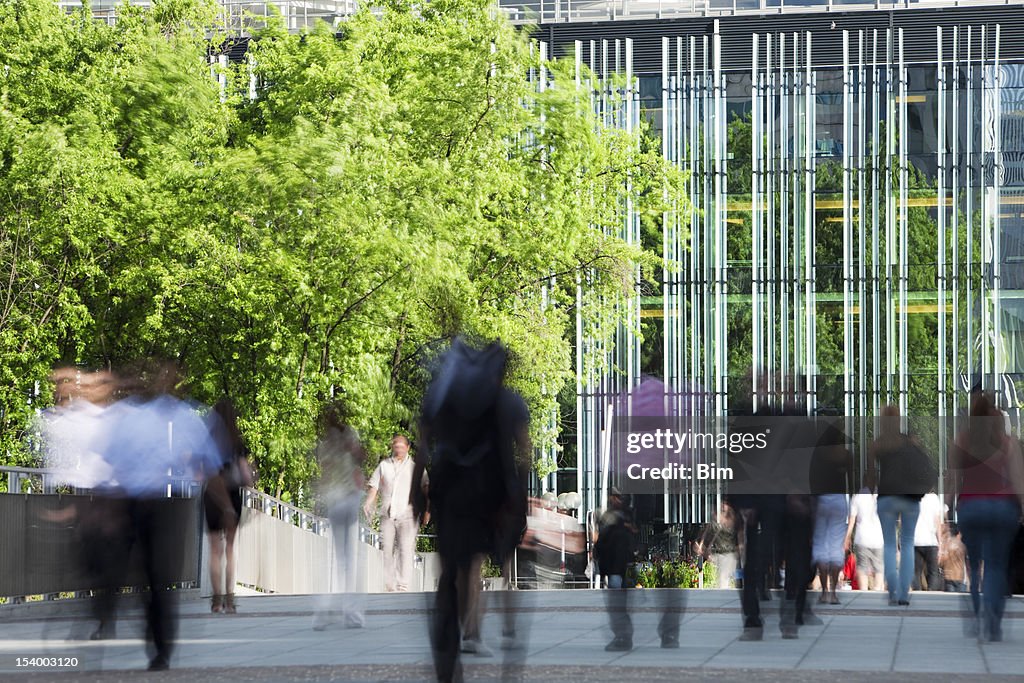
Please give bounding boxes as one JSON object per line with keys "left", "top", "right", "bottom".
{"left": 529, "top": 4, "right": 1024, "bottom": 530}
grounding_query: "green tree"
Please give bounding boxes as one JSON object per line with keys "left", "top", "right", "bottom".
{"left": 1, "top": 0, "right": 685, "bottom": 501}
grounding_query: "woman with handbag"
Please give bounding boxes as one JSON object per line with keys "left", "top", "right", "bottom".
{"left": 203, "top": 399, "right": 254, "bottom": 614}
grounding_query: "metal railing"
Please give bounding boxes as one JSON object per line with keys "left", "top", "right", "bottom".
{"left": 241, "top": 487, "right": 330, "bottom": 534}
{"left": 0, "top": 466, "right": 202, "bottom": 498}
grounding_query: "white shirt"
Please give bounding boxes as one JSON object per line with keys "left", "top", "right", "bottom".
{"left": 101, "top": 395, "right": 219, "bottom": 497}
{"left": 849, "top": 491, "right": 884, "bottom": 549}
{"left": 37, "top": 400, "right": 113, "bottom": 489}
{"left": 368, "top": 456, "right": 427, "bottom": 520}
{"left": 914, "top": 493, "right": 946, "bottom": 547}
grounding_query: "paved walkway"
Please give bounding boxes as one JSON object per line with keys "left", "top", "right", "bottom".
{"left": 2, "top": 589, "right": 1024, "bottom": 681}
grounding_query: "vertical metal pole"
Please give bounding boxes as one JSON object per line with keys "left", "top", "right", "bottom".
{"left": 952, "top": 27, "right": 961, "bottom": 418}
{"left": 992, "top": 25, "right": 1003, "bottom": 395}
{"left": 805, "top": 31, "right": 816, "bottom": 410}
{"left": 753, "top": 33, "right": 761, "bottom": 412}
{"left": 780, "top": 32, "right": 790, "bottom": 395}
{"left": 937, "top": 26, "right": 948, "bottom": 476}
{"left": 843, "top": 30, "right": 854, "bottom": 424}
{"left": 872, "top": 29, "right": 881, "bottom": 416}
{"left": 967, "top": 27, "right": 975, "bottom": 391}
{"left": 858, "top": 28, "right": 868, "bottom": 466}
{"left": 767, "top": 33, "right": 775, "bottom": 406}
{"left": 714, "top": 22, "right": 727, "bottom": 417}
{"left": 898, "top": 28, "right": 909, "bottom": 416}
{"left": 885, "top": 27, "right": 895, "bottom": 407}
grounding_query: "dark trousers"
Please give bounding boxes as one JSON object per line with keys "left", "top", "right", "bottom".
{"left": 739, "top": 496, "right": 784, "bottom": 627}
{"left": 605, "top": 581, "right": 681, "bottom": 645}
{"left": 80, "top": 497, "right": 131, "bottom": 634}
{"left": 914, "top": 546, "right": 940, "bottom": 591}
{"left": 130, "top": 498, "right": 178, "bottom": 662}
{"left": 739, "top": 495, "right": 812, "bottom": 630}
{"left": 431, "top": 551, "right": 468, "bottom": 683}
{"left": 782, "top": 495, "right": 813, "bottom": 627}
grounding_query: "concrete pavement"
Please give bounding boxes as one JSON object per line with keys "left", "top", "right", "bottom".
{"left": 2, "top": 589, "right": 1023, "bottom": 681}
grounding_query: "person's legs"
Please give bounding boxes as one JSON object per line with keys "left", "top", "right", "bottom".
{"left": 396, "top": 516, "right": 418, "bottom": 592}
{"left": 715, "top": 552, "right": 737, "bottom": 589}
{"left": 432, "top": 552, "right": 462, "bottom": 683}
{"left": 923, "top": 545, "right": 940, "bottom": 591}
{"left": 208, "top": 531, "right": 225, "bottom": 611}
{"left": 876, "top": 497, "right": 899, "bottom": 602}
{"left": 981, "top": 498, "right": 1020, "bottom": 640}
{"left": 459, "top": 554, "right": 486, "bottom": 646}
{"left": 913, "top": 546, "right": 926, "bottom": 591}
{"left": 338, "top": 500, "right": 364, "bottom": 624}
{"left": 380, "top": 515, "right": 397, "bottom": 592}
{"left": 223, "top": 523, "right": 238, "bottom": 613}
{"left": 604, "top": 574, "right": 633, "bottom": 650}
{"left": 957, "top": 502, "right": 984, "bottom": 622}
{"left": 812, "top": 496, "right": 831, "bottom": 601}
{"left": 896, "top": 497, "right": 920, "bottom": 603}
{"left": 783, "top": 495, "right": 813, "bottom": 635}
{"left": 738, "top": 506, "right": 763, "bottom": 630}
{"left": 136, "top": 499, "right": 178, "bottom": 669}
{"left": 656, "top": 587, "right": 682, "bottom": 647}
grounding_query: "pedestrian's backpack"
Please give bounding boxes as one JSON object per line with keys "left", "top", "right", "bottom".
{"left": 878, "top": 437, "right": 937, "bottom": 499}
{"left": 422, "top": 338, "right": 507, "bottom": 469}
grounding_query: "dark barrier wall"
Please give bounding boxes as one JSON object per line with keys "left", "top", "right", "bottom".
{"left": 0, "top": 494, "right": 201, "bottom": 599}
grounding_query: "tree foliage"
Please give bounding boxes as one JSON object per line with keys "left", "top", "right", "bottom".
{"left": 0, "top": 0, "right": 684, "bottom": 499}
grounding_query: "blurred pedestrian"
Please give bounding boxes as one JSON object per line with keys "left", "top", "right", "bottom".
{"left": 811, "top": 421, "right": 853, "bottom": 605}
{"left": 364, "top": 434, "right": 427, "bottom": 592}
{"left": 913, "top": 490, "right": 945, "bottom": 591}
{"left": 416, "top": 338, "right": 530, "bottom": 683}
{"left": 869, "top": 405, "right": 933, "bottom": 606}
{"left": 203, "top": 399, "right": 253, "bottom": 614}
{"left": 844, "top": 485, "right": 885, "bottom": 591}
{"left": 37, "top": 368, "right": 123, "bottom": 640}
{"left": 949, "top": 392, "right": 1024, "bottom": 641}
{"left": 594, "top": 487, "right": 637, "bottom": 650}
{"left": 312, "top": 401, "right": 367, "bottom": 630}
{"left": 939, "top": 522, "right": 968, "bottom": 593}
{"left": 695, "top": 502, "right": 738, "bottom": 589}
{"left": 101, "top": 362, "right": 221, "bottom": 671}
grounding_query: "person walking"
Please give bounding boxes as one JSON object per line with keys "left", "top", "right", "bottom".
{"left": 844, "top": 485, "right": 885, "bottom": 591}
{"left": 204, "top": 399, "right": 253, "bottom": 615}
{"left": 949, "top": 392, "right": 1024, "bottom": 641}
{"left": 810, "top": 421, "right": 853, "bottom": 605}
{"left": 695, "top": 502, "right": 739, "bottom": 589}
{"left": 364, "top": 434, "right": 427, "bottom": 592}
{"left": 912, "top": 490, "right": 945, "bottom": 592}
{"left": 869, "top": 405, "right": 934, "bottom": 607}
{"left": 312, "top": 401, "right": 367, "bottom": 630}
{"left": 594, "top": 487, "right": 637, "bottom": 650}
{"left": 415, "top": 339, "right": 530, "bottom": 683}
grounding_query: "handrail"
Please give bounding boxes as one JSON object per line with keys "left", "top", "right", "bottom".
{"left": 3, "top": 465, "right": 431, "bottom": 551}
{"left": 0, "top": 466, "right": 202, "bottom": 498}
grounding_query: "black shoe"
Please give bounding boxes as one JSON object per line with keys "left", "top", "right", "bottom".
{"left": 605, "top": 638, "right": 633, "bottom": 652}
{"left": 898, "top": 600, "right": 910, "bottom": 606}
{"left": 147, "top": 656, "right": 169, "bottom": 671}
{"left": 661, "top": 636, "right": 679, "bottom": 649}
{"left": 739, "top": 626, "right": 764, "bottom": 641}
